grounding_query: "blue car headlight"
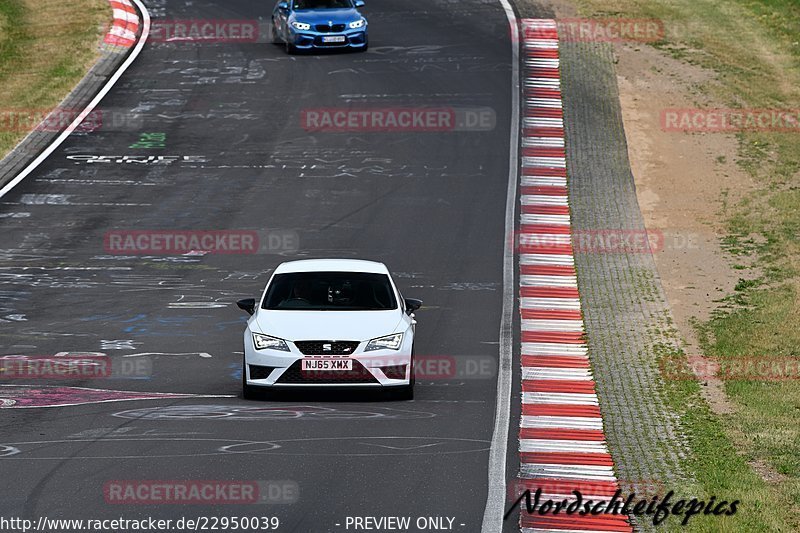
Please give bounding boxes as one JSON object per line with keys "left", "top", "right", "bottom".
{"left": 349, "top": 19, "right": 365, "bottom": 29}
{"left": 291, "top": 21, "right": 311, "bottom": 31}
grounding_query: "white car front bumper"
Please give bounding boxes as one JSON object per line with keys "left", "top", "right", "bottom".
{"left": 243, "top": 329, "right": 413, "bottom": 388}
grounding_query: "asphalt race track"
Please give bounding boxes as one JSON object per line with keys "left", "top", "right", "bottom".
{"left": 0, "top": 0, "right": 544, "bottom": 531}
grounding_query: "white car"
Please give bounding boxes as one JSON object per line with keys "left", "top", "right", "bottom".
{"left": 237, "top": 259, "right": 421, "bottom": 400}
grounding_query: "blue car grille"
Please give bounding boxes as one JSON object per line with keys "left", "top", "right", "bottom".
{"left": 315, "top": 23, "right": 346, "bottom": 32}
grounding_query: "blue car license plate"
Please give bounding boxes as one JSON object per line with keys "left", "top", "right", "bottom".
{"left": 322, "top": 35, "right": 346, "bottom": 43}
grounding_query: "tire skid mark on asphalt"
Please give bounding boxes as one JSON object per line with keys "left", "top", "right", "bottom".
{"left": 516, "top": 19, "right": 633, "bottom": 533}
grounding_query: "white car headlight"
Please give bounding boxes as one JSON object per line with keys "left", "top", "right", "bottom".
{"left": 365, "top": 333, "right": 403, "bottom": 351}
{"left": 252, "top": 333, "right": 290, "bottom": 352}
{"left": 291, "top": 21, "right": 311, "bottom": 31}
{"left": 349, "top": 19, "right": 365, "bottom": 29}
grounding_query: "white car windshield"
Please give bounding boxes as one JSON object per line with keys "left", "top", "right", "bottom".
{"left": 262, "top": 271, "right": 397, "bottom": 311}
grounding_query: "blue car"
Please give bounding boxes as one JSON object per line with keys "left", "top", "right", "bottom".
{"left": 271, "top": 0, "right": 368, "bottom": 54}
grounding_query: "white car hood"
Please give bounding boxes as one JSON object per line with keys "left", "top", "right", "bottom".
{"left": 254, "top": 310, "right": 404, "bottom": 342}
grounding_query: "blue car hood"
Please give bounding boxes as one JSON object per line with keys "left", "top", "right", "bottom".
{"left": 292, "top": 9, "right": 361, "bottom": 24}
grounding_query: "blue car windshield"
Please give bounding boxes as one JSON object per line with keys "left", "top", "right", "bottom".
{"left": 293, "top": 0, "right": 352, "bottom": 9}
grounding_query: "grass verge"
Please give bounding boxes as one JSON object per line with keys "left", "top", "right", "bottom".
{"left": 569, "top": 0, "right": 800, "bottom": 530}
{"left": 0, "top": 0, "right": 109, "bottom": 158}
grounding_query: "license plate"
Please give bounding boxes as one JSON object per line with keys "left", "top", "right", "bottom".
{"left": 322, "top": 35, "right": 346, "bottom": 43}
{"left": 301, "top": 358, "right": 352, "bottom": 371}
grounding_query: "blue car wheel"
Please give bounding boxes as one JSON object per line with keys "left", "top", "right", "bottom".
{"left": 270, "top": 21, "right": 281, "bottom": 44}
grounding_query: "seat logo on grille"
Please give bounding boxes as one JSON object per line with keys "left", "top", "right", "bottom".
{"left": 323, "top": 343, "right": 332, "bottom": 351}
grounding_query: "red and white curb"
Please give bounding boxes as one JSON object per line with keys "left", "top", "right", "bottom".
{"left": 104, "top": 0, "right": 140, "bottom": 49}
{"left": 516, "top": 19, "right": 632, "bottom": 533}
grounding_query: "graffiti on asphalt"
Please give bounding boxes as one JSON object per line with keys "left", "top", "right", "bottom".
{"left": 0, "top": 385, "right": 233, "bottom": 408}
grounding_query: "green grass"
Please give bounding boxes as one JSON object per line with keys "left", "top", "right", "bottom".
{"left": 0, "top": 2, "right": 29, "bottom": 85}
{"left": 570, "top": 0, "right": 800, "bottom": 529}
{"left": 655, "top": 346, "right": 798, "bottom": 531}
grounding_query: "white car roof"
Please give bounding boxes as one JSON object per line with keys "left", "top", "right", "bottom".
{"left": 274, "top": 259, "right": 390, "bottom": 275}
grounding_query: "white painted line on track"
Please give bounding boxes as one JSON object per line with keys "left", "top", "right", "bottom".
{"left": 523, "top": 117, "right": 564, "bottom": 128}
{"left": 519, "top": 464, "right": 617, "bottom": 480}
{"left": 521, "top": 195, "right": 569, "bottom": 206}
{"left": 480, "top": 0, "right": 518, "bottom": 530}
{"left": 524, "top": 59, "right": 560, "bottom": 67}
{"left": 519, "top": 233, "right": 572, "bottom": 245}
{"left": 524, "top": 40, "right": 560, "bottom": 49}
{"left": 520, "top": 277, "right": 578, "bottom": 288}
{"left": 521, "top": 416, "right": 604, "bottom": 430}
{"left": 521, "top": 20, "right": 557, "bottom": 27}
{"left": 522, "top": 367, "right": 593, "bottom": 381}
{"left": 524, "top": 79, "right": 561, "bottom": 89}
{"left": 519, "top": 254, "right": 575, "bottom": 265}
{"left": 520, "top": 214, "right": 572, "bottom": 226}
{"left": 521, "top": 318, "right": 583, "bottom": 330}
{"left": 522, "top": 392, "right": 600, "bottom": 405}
{"left": 112, "top": 9, "right": 139, "bottom": 23}
{"left": 524, "top": 99, "right": 563, "bottom": 109}
{"left": 521, "top": 177, "right": 567, "bottom": 187}
{"left": 523, "top": 137, "right": 565, "bottom": 148}
{"left": 519, "top": 297, "right": 582, "bottom": 310}
{"left": 108, "top": 26, "right": 137, "bottom": 40}
{"left": 522, "top": 157, "right": 567, "bottom": 168}
{"left": 520, "top": 440, "right": 610, "bottom": 453}
{"left": 521, "top": 343, "right": 588, "bottom": 356}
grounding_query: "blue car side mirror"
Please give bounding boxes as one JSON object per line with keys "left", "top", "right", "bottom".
{"left": 278, "top": 1, "right": 289, "bottom": 10}
{"left": 354, "top": 0, "right": 365, "bottom": 7}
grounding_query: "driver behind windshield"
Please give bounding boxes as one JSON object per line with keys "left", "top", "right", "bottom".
{"left": 286, "top": 279, "right": 314, "bottom": 306}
